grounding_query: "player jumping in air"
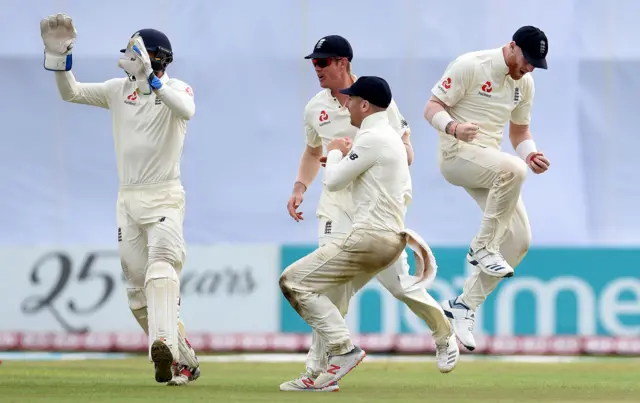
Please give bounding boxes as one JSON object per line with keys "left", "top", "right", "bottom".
{"left": 424, "top": 26, "right": 551, "bottom": 352}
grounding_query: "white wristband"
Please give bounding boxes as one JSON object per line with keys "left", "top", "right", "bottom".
{"left": 515, "top": 139, "right": 537, "bottom": 161}
{"left": 431, "top": 110, "right": 454, "bottom": 133}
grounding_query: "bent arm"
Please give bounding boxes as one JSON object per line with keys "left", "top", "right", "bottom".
{"left": 324, "top": 137, "right": 378, "bottom": 192}
{"left": 423, "top": 96, "right": 457, "bottom": 135}
{"left": 401, "top": 131, "right": 414, "bottom": 165}
{"left": 509, "top": 123, "right": 533, "bottom": 149}
{"left": 55, "top": 71, "right": 110, "bottom": 108}
{"left": 155, "top": 81, "right": 195, "bottom": 120}
{"left": 510, "top": 78, "right": 537, "bottom": 159}
{"left": 386, "top": 100, "right": 413, "bottom": 165}
{"left": 294, "top": 144, "right": 323, "bottom": 193}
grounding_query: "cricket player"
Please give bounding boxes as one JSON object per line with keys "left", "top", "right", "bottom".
{"left": 281, "top": 76, "right": 452, "bottom": 390}
{"left": 40, "top": 13, "right": 200, "bottom": 385}
{"left": 424, "top": 26, "right": 551, "bottom": 351}
{"left": 282, "top": 36, "right": 457, "bottom": 393}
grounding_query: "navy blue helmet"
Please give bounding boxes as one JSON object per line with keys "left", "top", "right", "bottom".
{"left": 120, "top": 28, "right": 173, "bottom": 72}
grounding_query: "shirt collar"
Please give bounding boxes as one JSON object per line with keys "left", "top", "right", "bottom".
{"left": 360, "top": 111, "right": 389, "bottom": 130}
{"left": 491, "top": 47, "right": 509, "bottom": 76}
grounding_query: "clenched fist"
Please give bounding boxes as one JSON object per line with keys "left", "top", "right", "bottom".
{"left": 452, "top": 122, "right": 480, "bottom": 142}
{"left": 327, "top": 137, "right": 353, "bottom": 156}
{"left": 526, "top": 152, "right": 550, "bottom": 174}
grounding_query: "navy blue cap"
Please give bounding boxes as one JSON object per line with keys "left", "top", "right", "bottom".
{"left": 304, "top": 35, "right": 353, "bottom": 61}
{"left": 339, "top": 76, "right": 392, "bottom": 108}
{"left": 513, "top": 26, "right": 548, "bottom": 69}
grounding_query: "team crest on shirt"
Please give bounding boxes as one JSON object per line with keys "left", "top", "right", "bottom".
{"left": 124, "top": 90, "right": 138, "bottom": 105}
{"left": 479, "top": 81, "right": 493, "bottom": 98}
{"left": 438, "top": 77, "right": 452, "bottom": 93}
{"left": 319, "top": 110, "right": 331, "bottom": 127}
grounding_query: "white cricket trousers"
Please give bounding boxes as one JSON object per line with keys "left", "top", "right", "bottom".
{"left": 438, "top": 138, "right": 532, "bottom": 310}
{"left": 280, "top": 229, "right": 407, "bottom": 357}
{"left": 300, "top": 217, "right": 450, "bottom": 374}
{"left": 117, "top": 180, "right": 186, "bottom": 361}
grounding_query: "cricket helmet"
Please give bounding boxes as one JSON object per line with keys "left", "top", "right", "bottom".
{"left": 120, "top": 28, "right": 173, "bottom": 72}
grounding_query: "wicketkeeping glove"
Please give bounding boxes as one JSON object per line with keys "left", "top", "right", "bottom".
{"left": 40, "top": 13, "right": 76, "bottom": 71}
{"left": 117, "top": 34, "right": 163, "bottom": 95}
{"left": 118, "top": 37, "right": 152, "bottom": 95}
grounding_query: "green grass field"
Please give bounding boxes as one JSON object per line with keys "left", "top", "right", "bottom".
{"left": 1, "top": 357, "right": 639, "bottom": 402}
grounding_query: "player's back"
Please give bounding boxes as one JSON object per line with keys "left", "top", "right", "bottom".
{"left": 350, "top": 115, "right": 411, "bottom": 234}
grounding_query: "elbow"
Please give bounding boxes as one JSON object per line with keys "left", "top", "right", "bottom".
{"left": 183, "top": 108, "right": 195, "bottom": 120}
{"left": 424, "top": 98, "right": 445, "bottom": 122}
{"left": 324, "top": 177, "right": 343, "bottom": 192}
{"left": 405, "top": 146, "right": 414, "bottom": 166}
{"left": 181, "top": 103, "right": 195, "bottom": 120}
{"left": 423, "top": 103, "right": 431, "bottom": 121}
{"left": 424, "top": 100, "right": 438, "bottom": 122}
{"left": 326, "top": 182, "right": 340, "bottom": 192}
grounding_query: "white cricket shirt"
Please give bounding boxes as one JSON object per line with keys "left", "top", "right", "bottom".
{"left": 55, "top": 72, "right": 195, "bottom": 186}
{"left": 304, "top": 87, "right": 410, "bottom": 222}
{"left": 324, "top": 112, "right": 411, "bottom": 233}
{"left": 431, "top": 47, "right": 535, "bottom": 150}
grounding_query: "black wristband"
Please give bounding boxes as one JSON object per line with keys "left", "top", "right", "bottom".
{"left": 445, "top": 121, "right": 454, "bottom": 135}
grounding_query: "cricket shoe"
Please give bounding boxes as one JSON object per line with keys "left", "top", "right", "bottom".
{"left": 167, "top": 363, "right": 201, "bottom": 386}
{"left": 441, "top": 297, "right": 476, "bottom": 351}
{"left": 435, "top": 332, "right": 460, "bottom": 373}
{"left": 313, "top": 346, "right": 366, "bottom": 389}
{"left": 151, "top": 339, "right": 174, "bottom": 383}
{"left": 279, "top": 371, "right": 339, "bottom": 392}
{"left": 467, "top": 247, "right": 514, "bottom": 278}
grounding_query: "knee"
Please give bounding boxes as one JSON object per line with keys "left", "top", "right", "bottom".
{"left": 385, "top": 281, "right": 408, "bottom": 300}
{"left": 279, "top": 270, "right": 297, "bottom": 297}
{"left": 127, "top": 288, "right": 147, "bottom": 311}
{"left": 121, "top": 258, "right": 147, "bottom": 288}
{"left": 516, "top": 226, "right": 532, "bottom": 264}
{"left": 503, "top": 225, "right": 532, "bottom": 268}
{"left": 497, "top": 156, "right": 528, "bottom": 186}
{"left": 279, "top": 272, "right": 301, "bottom": 313}
{"left": 148, "top": 244, "right": 185, "bottom": 270}
{"left": 145, "top": 261, "right": 179, "bottom": 285}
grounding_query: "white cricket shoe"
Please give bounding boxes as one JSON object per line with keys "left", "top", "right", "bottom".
{"left": 467, "top": 247, "right": 514, "bottom": 278}
{"left": 313, "top": 346, "right": 366, "bottom": 389}
{"left": 279, "top": 371, "right": 339, "bottom": 392}
{"left": 435, "top": 332, "right": 460, "bottom": 373}
{"left": 441, "top": 298, "right": 477, "bottom": 351}
{"left": 167, "top": 363, "right": 200, "bottom": 386}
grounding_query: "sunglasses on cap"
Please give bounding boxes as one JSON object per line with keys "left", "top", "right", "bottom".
{"left": 312, "top": 57, "right": 344, "bottom": 68}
